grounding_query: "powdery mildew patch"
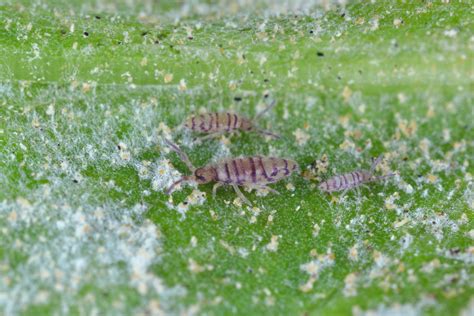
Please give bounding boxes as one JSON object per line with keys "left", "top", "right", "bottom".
{"left": 0, "top": 187, "right": 183, "bottom": 315}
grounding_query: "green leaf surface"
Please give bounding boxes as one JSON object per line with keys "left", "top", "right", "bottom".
{"left": 0, "top": 1, "right": 473, "bottom": 315}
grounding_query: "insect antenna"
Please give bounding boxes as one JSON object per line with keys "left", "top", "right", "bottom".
{"left": 166, "top": 177, "right": 189, "bottom": 195}
{"left": 255, "top": 128, "right": 280, "bottom": 139}
{"left": 370, "top": 155, "right": 384, "bottom": 173}
{"left": 255, "top": 98, "right": 276, "bottom": 120}
{"left": 164, "top": 139, "right": 196, "bottom": 172}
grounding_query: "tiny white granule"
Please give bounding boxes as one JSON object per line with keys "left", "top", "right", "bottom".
{"left": 164, "top": 73, "right": 173, "bottom": 83}
{"left": 394, "top": 218, "right": 409, "bottom": 228}
{"left": 444, "top": 29, "right": 458, "bottom": 37}
{"left": 266, "top": 235, "right": 279, "bottom": 252}
{"left": 299, "top": 277, "right": 316, "bottom": 293}
{"left": 190, "top": 236, "right": 197, "bottom": 247}
{"left": 342, "top": 86, "right": 352, "bottom": 103}
{"left": 286, "top": 183, "right": 295, "bottom": 191}
{"left": 179, "top": 79, "right": 187, "bottom": 91}
{"left": 188, "top": 259, "right": 204, "bottom": 273}
{"left": 393, "top": 18, "right": 403, "bottom": 27}
{"left": 385, "top": 192, "right": 399, "bottom": 210}
{"left": 293, "top": 128, "right": 310, "bottom": 146}
{"left": 348, "top": 245, "right": 358, "bottom": 261}
{"left": 312, "top": 223, "right": 320, "bottom": 237}
{"left": 343, "top": 273, "right": 358, "bottom": 297}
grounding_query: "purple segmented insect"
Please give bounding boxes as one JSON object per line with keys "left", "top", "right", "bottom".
{"left": 318, "top": 156, "right": 394, "bottom": 197}
{"left": 164, "top": 139, "right": 299, "bottom": 205}
{"left": 182, "top": 100, "right": 279, "bottom": 140}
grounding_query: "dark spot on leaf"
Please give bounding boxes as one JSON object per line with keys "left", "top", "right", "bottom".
{"left": 95, "top": 16, "right": 101, "bottom": 19}
{"left": 234, "top": 96, "right": 242, "bottom": 102}
{"left": 141, "top": 31, "right": 149, "bottom": 36}
{"left": 73, "top": 179, "right": 78, "bottom": 183}
{"left": 309, "top": 30, "right": 314, "bottom": 34}
{"left": 188, "top": 36, "right": 193, "bottom": 40}
{"left": 154, "top": 40, "right": 160, "bottom": 44}
{"left": 317, "top": 51, "right": 324, "bottom": 57}
{"left": 341, "top": 13, "right": 346, "bottom": 18}
{"left": 83, "top": 31, "right": 89, "bottom": 37}
{"left": 264, "top": 79, "right": 269, "bottom": 83}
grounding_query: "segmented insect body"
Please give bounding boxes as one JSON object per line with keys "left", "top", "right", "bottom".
{"left": 318, "top": 156, "right": 393, "bottom": 193}
{"left": 182, "top": 100, "right": 279, "bottom": 139}
{"left": 164, "top": 140, "right": 299, "bottom": 205}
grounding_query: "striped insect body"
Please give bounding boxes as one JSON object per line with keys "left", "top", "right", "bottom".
{"left": 318, "top": 156, "right": 393, "bottom": 194}
{"left": 182, "top": 99, "right": 279, "bottom": 140}
{"left": 164, "top": 140, "right": 299, "bottom": 205}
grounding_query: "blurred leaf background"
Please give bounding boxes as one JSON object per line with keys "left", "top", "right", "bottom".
{"left": 0, "top": 0, "right": 473, "bottom": 315}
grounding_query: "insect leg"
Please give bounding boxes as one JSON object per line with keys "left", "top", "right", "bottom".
{"left": 232, "top": 184, "right": 252, "bottom": 206}
{"left": 255, "top": 98, "right": 276, "bottom": 120}
{"left": 212, "top": 182, "right": 223, "bottom": 199}
{"left": 260, "top": 185, "right": 280, "bottom": 195}
{"left": 339, "top": 188, "right": 349, "bottom": 201}
{"left": 164, "top": 139, "right": 195, "bottom": 172}
{"left": 194, "top": 131, "right": 225, "bottom": 143}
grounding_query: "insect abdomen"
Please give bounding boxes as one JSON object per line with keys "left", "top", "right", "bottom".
{"left": 186, "top": 113, "right": 249, "bottom": 133}
{"left": 215, "top": 156, "right": 298, "bottom": 185}
{"left": 320, "top": 171, "right": 365, "bottom": 192}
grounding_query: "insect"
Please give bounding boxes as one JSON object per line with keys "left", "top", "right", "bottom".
{"left": 182, "top": 99, "right": 279, "bottom": 141}
{"left": 164, "top": 139, "right": 299, "bottom": 205}
{"left": 318, "top": 156, "right": 394, "bottom": 197}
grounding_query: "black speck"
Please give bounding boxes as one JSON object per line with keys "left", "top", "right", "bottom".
{"left": 264, "top": 93, "right": 269, "bottom": 98}
{"left": 60, "top": 29, "right": 67, "bottom": 35}
{"left": 141, "top": 31, "right": 149, "bottom": 36}
{"left": 403, "top": 157, "right": 408, "bottom": 161}
{"left": 95, "top": 15, "right": 101, "bottom": 20}
{"left": 317, "top": 51, "right": 324, "bottom": 57}
{"left": 187, "top": 36, "right": 193, "bottom": 40}
{"left": 450, "top": 248, "right": 461, "bottom": 254}
{"left": 432, "top": 221, "right": 436, "bottom": 225}
{"left": 358, "top": 69, "right": 363, "bottom": 74}
{"left": 57, "top": 143, "right": 60, "bottom": 147}
{"left": 154, "top": 40, "right": 160, "bottom": 44}
{"left": 341, "top": 12, "right": 346, "bottom": 18}
{"left": 117, "top": 145, "right": 121, "bottom": 150}
{"left": 247, "top": 268, "right": 253, "bottom": 273}
{"left": 263, "top": 78, "right": 269, "bottom": 83}
{"left": 117, "top": 41, "right": 122, "bottom": 45}
{"left": 83, "top": 31, "right": 89, "bottom": 37}
{"left": 183, "top": 201, "right": 188, "bottom": 205}
{"left": 337, "top": 76, "right": 341, "bottom": 80}
{"left": 309, "top": 30, "right": 314, "bottom": 34}
{"left": 234, "top": 96, "right": 242, "bottom": 102}
{"left": 73, "top": 179, "right": 78, "bottom": 183}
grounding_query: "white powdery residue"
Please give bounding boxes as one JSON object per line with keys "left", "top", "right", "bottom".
{"left": 439, "top": 247, "right": 474, "bottom": 264}
{"left": 460, "top": 298, "right": 474, "bottom": 316}
{"left": 151, "top": 158, "right": 183, "bottom": 193}
{"left": 299, "top": 249, "right": 335, "bottom": 292}
{"left": 423, "top": 212, "right": 459, "bottom": 241}
{"left": 0, "top": 188, "right": 177, "bottom": 315}
{"left": 399, "top": 233, "right": 413, "bottom": 251}
{"left": 343, "top": 273, "right": 358, "bottom": 297}
{"left": 293, "top": 128, "right": 310, "bottom": 146}
{"left": 265, "top": 235, "right": 279, "bottom": 252}
{"left": 173, "top": 189, "right": 206, "bottom": 219}
{"left": 353, "top": 296, "right": 436, "bottom": 316}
